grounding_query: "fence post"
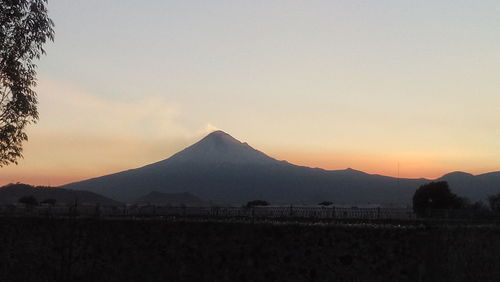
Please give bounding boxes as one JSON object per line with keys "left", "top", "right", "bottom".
{"left": 332, "top": 206, "right": 336, "bottom": 218}
{"left": 72, "top": 198, "right": 79, "bottom": 217}
{"left": 377, "top": 207, "right": 380, "bottom": 219}
{"left": 95, "top": 203, "right": 101, "bottom": 218}
{"left": 289, "top": 205, "right": 293, "bottom": 217}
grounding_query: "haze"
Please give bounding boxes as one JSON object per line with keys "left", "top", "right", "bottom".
{"left": 1, "top": 0, "right": 499, "bottom": 186}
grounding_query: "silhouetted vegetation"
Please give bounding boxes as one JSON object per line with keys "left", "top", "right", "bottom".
{"left": 488, "top": 194, "right": 500, "bottom": 212}
{"left": 246, "top": 200, "right": 269, "bottom": 208}
{"left": 18, "top": 195, "right": 38, "bottom": 206}
{"left": 318, "top": 201, "right": 333, "bottom": 206}
{"left": 413, "top": 181, "right": 465, "bottom": 217}
{"left": 467, "top": 200, "right": 486, "bottom": 209}
{"left": 0, "top": 0, "right": 54, "bottom": 166}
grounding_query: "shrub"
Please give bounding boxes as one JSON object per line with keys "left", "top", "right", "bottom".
{"left": 488, "top": 194, "right": 500, "bottom": 212}
{"left": 18, "top": 196, "right": 38, "bottom": 206}
{"left": 246, "top": 200, "right": 269, "bottom": 208}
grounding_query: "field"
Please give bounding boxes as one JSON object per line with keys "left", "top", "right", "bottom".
{"left": 0, "top": 217, "right": 499, "bottom": 281}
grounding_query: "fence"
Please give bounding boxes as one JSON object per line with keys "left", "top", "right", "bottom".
{"left": 2, "top": 205, "right": 500, "bottom": 222}
{"left": 0, "top": 205, "right": 417, "bottom": 220}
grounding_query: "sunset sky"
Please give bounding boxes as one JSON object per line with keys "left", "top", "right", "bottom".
{"left": 1, "top": 0, "right": 499, "bottom": 186}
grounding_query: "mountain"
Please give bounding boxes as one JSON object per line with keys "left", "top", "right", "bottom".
{"left": 438, "top": 171, "right": 500, "bottom": 202}
{"left": 134, "top": 191, "right": 208, "bottom": 206}
{"left": 165, "top": 130, "right": 277, "bottom": 165}
{"left": 62, "top": 130, "right": 500, "bottom": 205}
{"left": 0, "top": 183, "right": 120, "bottom": 206}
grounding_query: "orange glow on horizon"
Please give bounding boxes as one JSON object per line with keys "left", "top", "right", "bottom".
{"left": 2, "top": 148, "right": 498, "bottom": 187}
{"left": 267, "top": 150, "right": 497, "bottom": 180}
{"left": 1, "top": 168, "right": 126, "bottom": 187}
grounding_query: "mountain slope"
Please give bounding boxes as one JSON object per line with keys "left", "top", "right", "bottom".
{"left": 438, "top": 171, "right": 500, "bottom": 201}
{"left": 62, "top": 131, "right": 498, "bottom": 205}
{"left": 161, "top": 130, "right": 278, "bottom": 165}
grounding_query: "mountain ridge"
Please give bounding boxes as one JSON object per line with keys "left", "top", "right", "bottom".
{"left": 62, "top": 130, "right": 500, "bottom": 204}
{"left": 0, "top": 183, "right": 120, "bottom": 206}
{"left": 150, "top": 130, "right": 278, "bottom": 167}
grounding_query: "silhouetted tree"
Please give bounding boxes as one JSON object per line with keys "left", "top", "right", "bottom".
{"left": 412, "top": 181, "right": 465, "bottom": 217}
{"left": 0, "top": 0, "right": 54, "bottom": 166}
{"left": 246, "top": 200, "right": 269, "bottom": 208}
{"left": 318, "top": 201, "right": 333, "bottom": 206}
{"left": 488, "top": 194, "right": 500, "bottom": 212}
{"left": 18, "top": 195, "right": 38, "bottom": 206}
{"left": 467, "top": 200, "right": 488, "bottom": 211}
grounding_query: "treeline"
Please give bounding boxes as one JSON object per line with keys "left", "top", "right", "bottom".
{"left": 244, "top": 181, "right": 500, "bottom": 220}
{"left": 412, "top": 181, "right": 500, "bottom": 217}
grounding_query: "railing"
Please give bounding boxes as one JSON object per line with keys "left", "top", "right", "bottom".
{"left": 0, "top": 205, "right": 417, "bottom": 220}
{"left": 2, "top": 205, "right": 499, "bottom": 222}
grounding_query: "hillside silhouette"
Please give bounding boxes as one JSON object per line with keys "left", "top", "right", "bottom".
{"left": 63, "top": 131, "right": 500, "bottom": 205}
{"left": 0, "top": 183, "right": 120, "bottom": 206}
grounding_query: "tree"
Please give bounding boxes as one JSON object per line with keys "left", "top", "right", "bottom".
{"left": 488, "top": 194, "right": 500, "bottom": 212}
{"left": 318, "top": 201, "right": 333, "bottom": 206}
{"left": 0, "top": 0, "right": 54, "bottom": 166}
{"left": 412, "top": 181, "right": 465, "bottom": 217}
{"left": 246, "top": 200, "right": 269, "bottom": 208}
{"left": 18, "top": 195, "right": 38, "bottom": 206}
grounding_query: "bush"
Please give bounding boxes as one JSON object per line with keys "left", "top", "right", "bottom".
{"left": 488, "top": 194, "right": 500, "bottom": 212}
{"left": 412, "top": 181, "right": 465, "bottom": 217}
{"left": 18, "top": 196, "right": 38, "bottom": 206}
{"left": 246, "top": 200, "right": 269, "bottom": 208}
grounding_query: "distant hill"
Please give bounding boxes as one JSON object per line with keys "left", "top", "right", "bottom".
{"left": 0, "top": 183, "right": 120, "bottom": 206}
{"left": 438, "top": 171, "right": 500, "bottom": 202}
{"left": 134, "top": 191, "right": 208, "bottom": 206}
{"left": 62, "top": 130, "right": 500, "bottom": 205}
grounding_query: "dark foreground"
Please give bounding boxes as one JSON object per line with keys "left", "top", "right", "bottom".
{"left": 0, "top": 217, "right": 499, "bottom": 282}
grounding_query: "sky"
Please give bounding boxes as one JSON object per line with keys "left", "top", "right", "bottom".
{"left": 1, "top": 0, "right": 500, "bottom": 186}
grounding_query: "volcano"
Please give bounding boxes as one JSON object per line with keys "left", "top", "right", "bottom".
{"left": 62, "top": 131, "right": 500, "bottom": 205}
